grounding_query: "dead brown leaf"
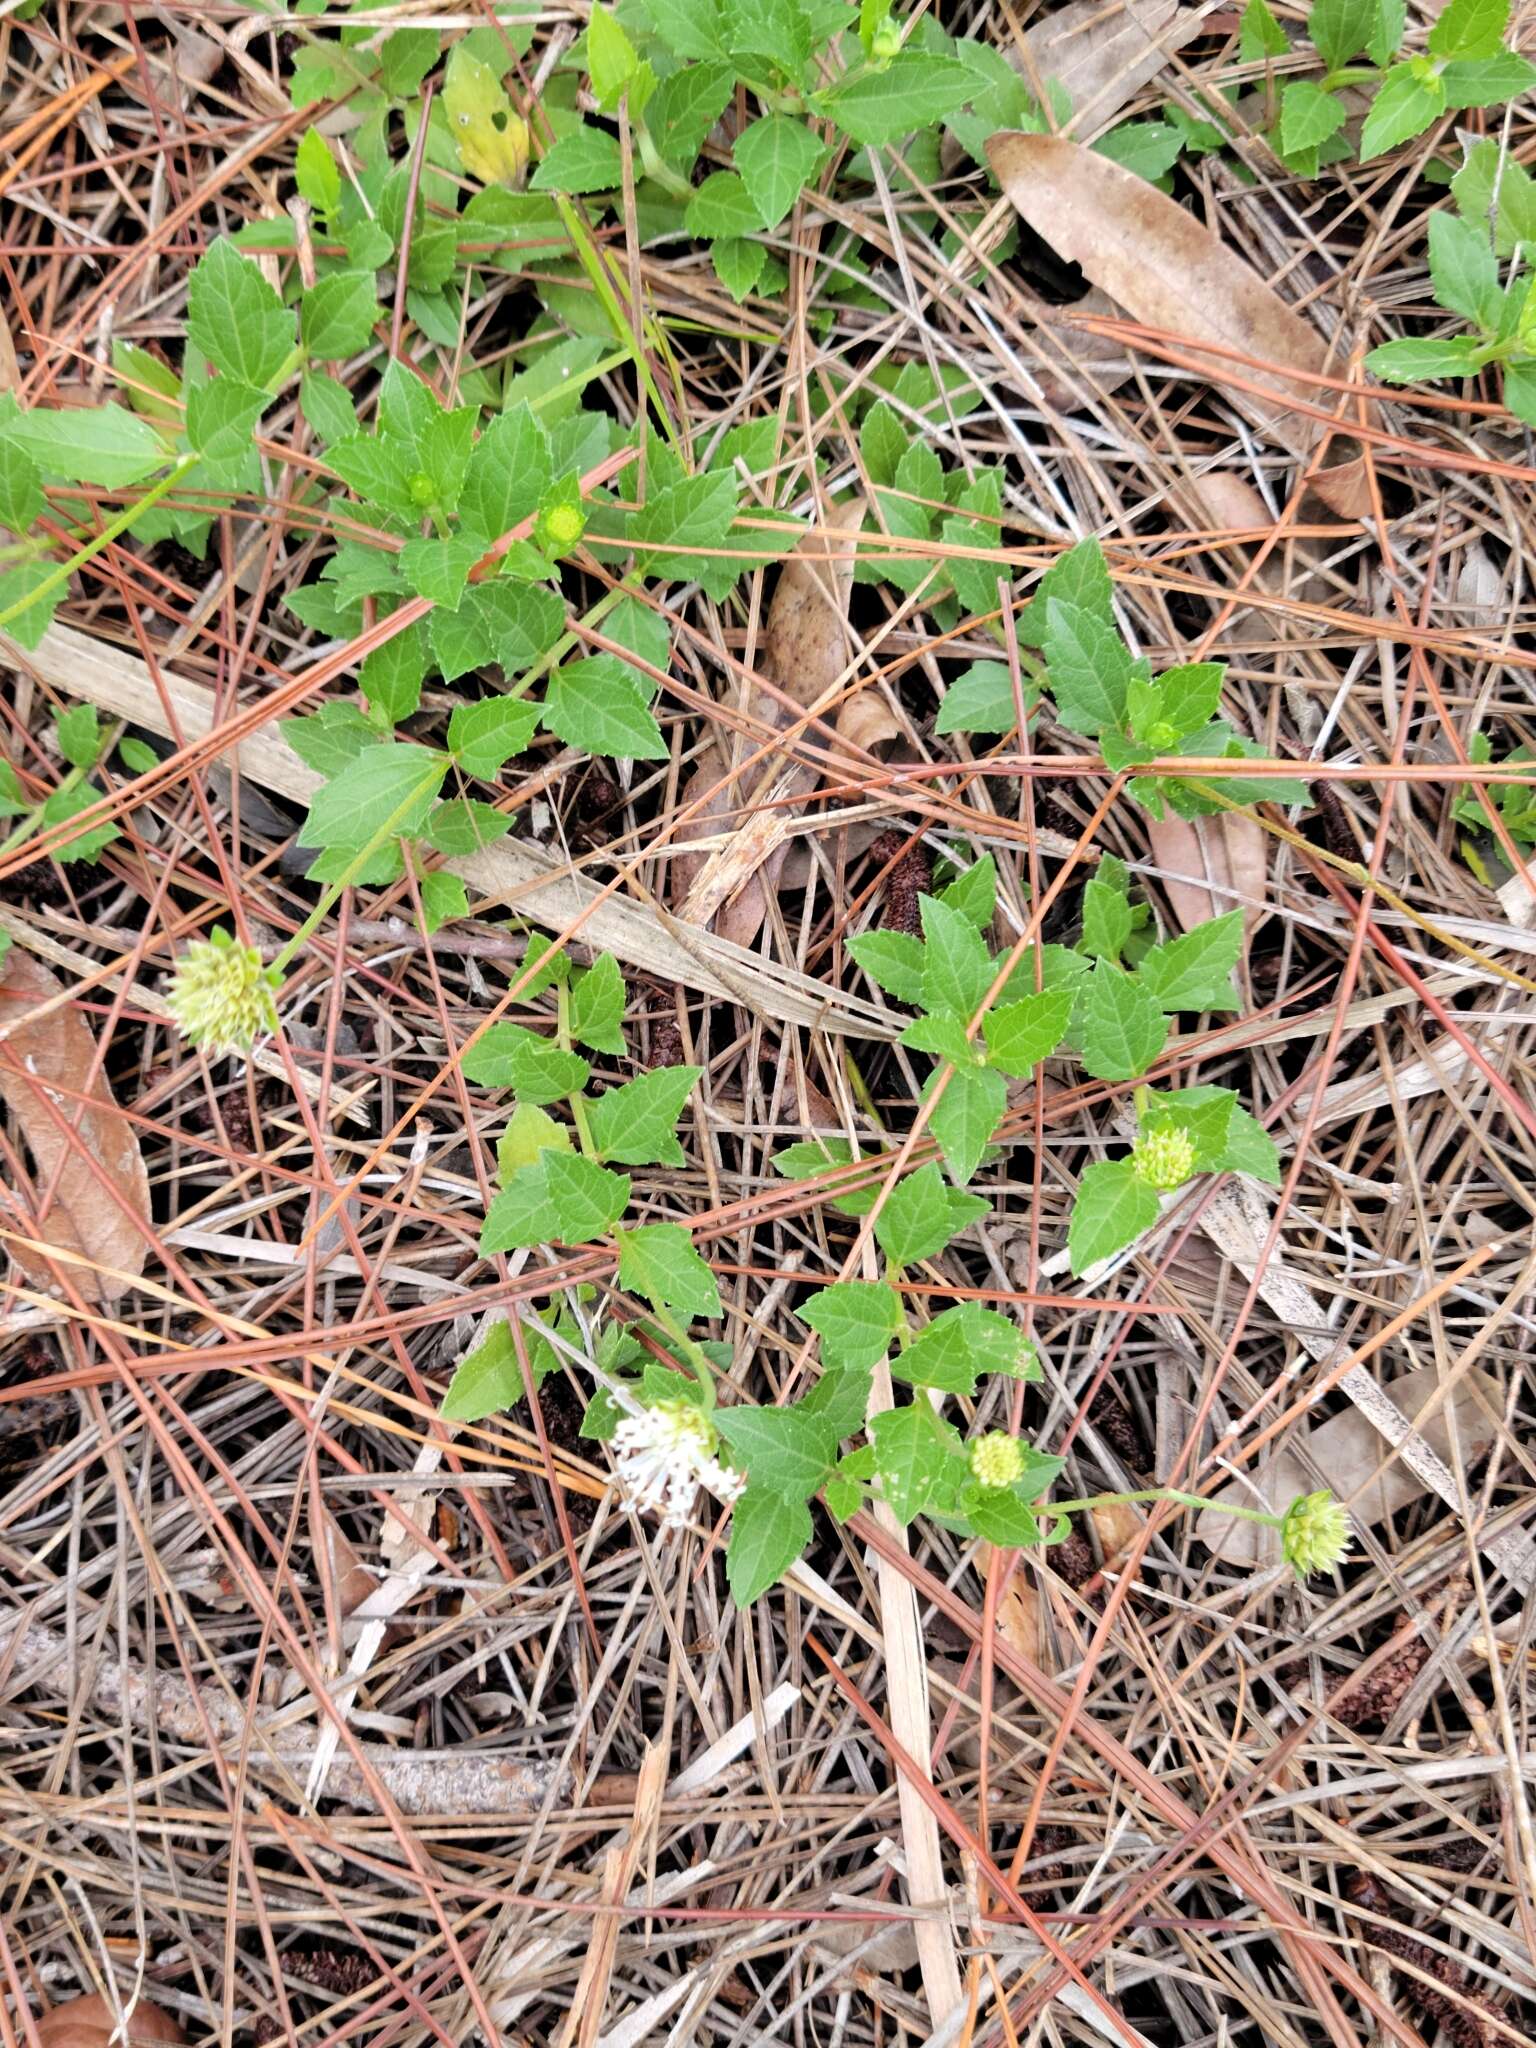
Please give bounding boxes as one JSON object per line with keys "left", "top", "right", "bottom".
{"left": 674, "top": 502, "right": 865, "bottom": 946}
{"left": 0, "top": 947, "right": 151, "bottom": 1304}
{"left": 986, "top": 135, "right": 1368, "bottom": 517}
{"left": 1146, "top": 810, "right": 1268, "bottom": 934}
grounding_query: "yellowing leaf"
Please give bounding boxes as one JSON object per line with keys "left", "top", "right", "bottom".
{"left": 444, "top": 43, "right": 531, "bottom": 187}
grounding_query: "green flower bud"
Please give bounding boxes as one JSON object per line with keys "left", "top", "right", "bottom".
{"left": 969, "top": 1430, "right": 1026, "bottom": 1490}
{"left": 408, "top": 471, "right": 437, "bottom": 508}
{"left": 537, "top": 498, "right": 586, "bottom": 554}
{"left": 1279, "top": 1490, "right": 1353, "bottom": 1579}
{"left": 166, "top": 928, "right": 281, "bottom": 1055}
{"left": 869, "top": 20, "right": 902, "bottom": 63}
{"left": 1131, "top": 1125, "right": 1196, "bottom": 1191}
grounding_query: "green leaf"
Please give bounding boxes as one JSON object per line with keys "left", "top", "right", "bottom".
{"left": 530, "top": 126, "right": 623, "bottom": 192}
{"left": 801, "top": 1280, "right": 902, "bottom": 1368}
{"left": 1215, "top": 1101, "right": 1282, "bottom": 1182}
{"left": 1239, "top": 0, "right": 1291, "bottom": 58}
{"left": 570, "top": 953, "right": 626, "bottom": 1053}
{"left": 498, "top": 1100, "right": 571, "bottom": 1177}
{"left": 919, "top": 894, "right": 994, "bottom": 1019}
{"left": 646, "top": 60, "right": 735, "bottom": 163}
{"left": 418, "top": 869, "right": 469, "bottom": 934}
{"left": 640, "top": 0, "right": 727, "bottom": 59}
{"left": 2, "top": 402, "right": 168, "bottom": 490}
{"left": 1140, "top": 1085, "right": 1236, "bottom": 1169}
{"left": 1359, "top": 63, "right": 1444, "bottom": 158}
{"left": 1309, "top": 0, "right": 1377, "bottom": 69}
{"left": 380, "top": 24, "right": 441, "bottom": 95}
{"left": 1428, "top": 0, "right": 1510, "bottom": 59}
{"left": 1096, "top": 118, "right": 1185, "bottom": 184}
{"left": 1279, "top": 80, "right": 1347, "bottom": 157}
{"left": 1136, "top": 909, "right": 1244, "bottom": 1011}
{"left": 541, "top": 663, "right": 666, "bottom": 760}
{"left": 860, "top": 400, "right": 908, "bottom": 488}
{"left": 430, "top": 581, "right": 565, "bottom": 684}
{"left": 1078, "top": 962, "right": 1168, "bottom": 1080}
{"left": 0, "top": 439, "right": 42, "bottom": 533}
{"left": 118, "top": 737, "right": 158, "bottom": 775}
{"left": 448, "top": 696, "right": 541, "bottom": 778}
{"left": 282, "top": 702, "right": 379, "bottom": 777}
{"left": 185, "top": 377, "right": 267, "bottom": 460}
{"left": 727, "top": 1484, "right": 811, "bottom": 1604}
{"left": 187, "top": 237, "right": 295, "bottom": 390}
{"left": 424, "top": 797, "right": 511, "bottom": 855}
{"left": 895, "top": 1302, "right": 1029, "bottom": 1394}
{"left": 39, "top": 778, "right": 116, "bottom": 862}
{"left": 297, "top": 740, "right": 444, "bottom": 859}
{"left": 463, "top": 1022, "right": 590, "bottom": 1103}
{"left": 541, "top": 1151, "right": 630, "bottom": 1241}
{"left": 360, "top": 620, "right": 428, "bottom": 725}
{"left": 587, "top": 1064, "right": 700, "bottom": 1165}
{"left": 875, "top": 1161, "right": 985, "bottom": 1267}
{"left": 869, "top": 1403, "right": 962, "bottom": 1523}
{"left": 1503, "top": 358, "right": 1536, "bottom": 426}
{"left": 846, "top": 928, "right": 927, "bottom": 1004}
{"left": 400, "top": 534, "right": 484, "bottom": 611}
{"left": 1156, "top": 662, "right": 1225, "bottom": 737}
{"left": 1365, "top": 335, "right": 1485, "bottom": 380}
{"left": 900, "top": 1011, "right": 981, "bottom": 1067}
{"left": 813, "top": 53, "right": 976, "bottom": 146}
{"left": 938, "top": 855, "right": 996, "bottom": 929}
{"left": 295, "top": 127, "right": 342, "bottom": 216}
{"left": 617, "top": 1223, "right": 721, "bottom": 1317}
{"left": 715, "top": 1404, "right": 835, "bottom": 1498}
{"left": 1043, "top": 597, "right": 1134, "bottom": 737}
{"left": 923, "top": 1063, "right": 1007, "bottom": 1187}
{"left": 55, "top": 704, "right": 103, "bottom": 770}
{"left": 960, "top": 1481, "right": 1045, "bottom": 1547}
{"left": 1019, "top": 537, "right": 1113, "bottom": 648}
{"left": 299, "top": 370, "right": 357, "bottom": 447}
{"left": 981, "top": 989, "right": 1074, "bottom": 1074}
{"left": 459, "top": 404, "right": 553, "bottom": 546}
{"left": 1068, "top": 1157, "right": 1160, "bottom": 1274}
{"left": 1427, "top": 210, "right": 1501, "bottom": 326}
{"left": 1080, "top": 872, "right": 1134, "bottom": 964}
{"left": 1450, "top": 139, "right": 1536, "bottom": 260}
{"left": 1440, "top": 51, "right": 1536, "bottom": 106}
{"left": 440, "top": 1319, "right": 539, "bottom": 1420}
{"left": 301, "top": 270, "right": 380, "bottom": 359}
{"left": 733, "top": 116, "right": 826, "bottom": 231}
{"left": 480, "top": 1163, "right": 558, "bottom": 1252}
{"left": 587, "top": 3, "right": 641, "bottom": 106}
{"left": 711, "top": 236, "right": 768, "bottom": 302}
{"left": 935, "top": 661, "right": 1029, "bottom": 735}
{"left": 684, "top": 171, "right": 762, "bottom": 240}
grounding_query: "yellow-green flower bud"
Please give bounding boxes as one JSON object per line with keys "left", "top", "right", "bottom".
{"left": 869, "top": 20, "right": 902, "bottom": 63}
{"left": 969, "top": 1430, "right": 1026, "bottom": 1490}
{"left": 1131, "top": 1125, "right": 1196, "bottom": 1191}
{"left": 408, "top": 471, "right": 437, "bottom": 508}
{"left": 166, "top": 928, "right": 281, "bottom": 1055}
{"left": 537, "top": 498, "right": 586, "bottom": 554}
{"left": 1279, "top": 1490, "right": 1352, "bottom": 1579}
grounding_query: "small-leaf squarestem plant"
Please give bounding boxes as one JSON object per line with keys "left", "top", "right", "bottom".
{"left": 161, "top": 528, "right": 1340, "bottom": 1603}
{"left": 1365, "top": 142, "right": 1536, "bottom": 428}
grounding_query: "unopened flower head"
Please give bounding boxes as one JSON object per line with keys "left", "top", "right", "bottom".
{"left": 537, "top": 497, "right": 586, "bottom": 554}
{"left": 612, "top": 1398, "right": 744, "bottom": 1530}
{"left": 1132, "top": 1124, "right": 1196, "bottom": 1191}
{"left": 969, "top": 1430, "right": 1026, "bottom": 1490}
{"left": 166, "top": 928, "right": 281, "bottom": 1055}
{"left": 1279, "top": 1490, "right": 1353, "bottom": 1579}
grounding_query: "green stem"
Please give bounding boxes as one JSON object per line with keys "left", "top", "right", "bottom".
{"left": 0, "top": 452, "right": 199, "bottom": 637}
{"left": 1049, "top": 1486, "right": 1282, "bottom": 1528}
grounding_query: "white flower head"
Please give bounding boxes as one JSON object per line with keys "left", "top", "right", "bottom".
{"left": 612, "top": 1398, "right": 744, "bottom": 1530}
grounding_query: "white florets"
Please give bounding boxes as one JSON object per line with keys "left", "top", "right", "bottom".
{"left": 612, "top": 1399, "right": 744, "bottom": 1530}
